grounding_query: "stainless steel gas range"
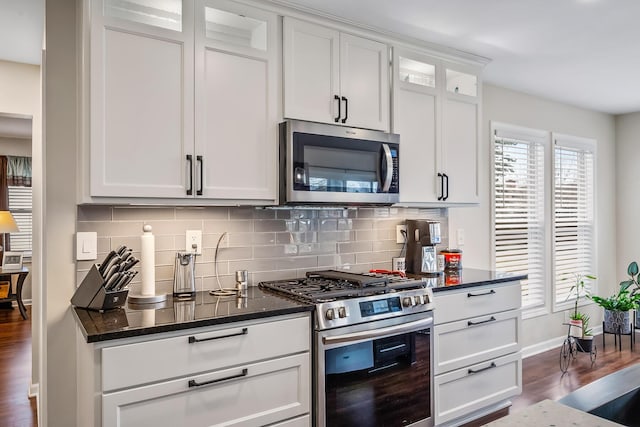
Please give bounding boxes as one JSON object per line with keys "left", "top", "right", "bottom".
{"left": 260, "top": 270, "right": 435, "bottom": 427}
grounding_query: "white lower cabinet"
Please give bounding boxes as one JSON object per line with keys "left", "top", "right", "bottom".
{"left": 78, "top": 313, "right": 312, "bottom": 427}
{"left": 434, "top": 352, "right": 522, "bottom": 425}
{"left": 432, "top": 281, "right": 522, "bottom": 426}
{"left": 103, "top": 353, "right": 310, "bottom": 427}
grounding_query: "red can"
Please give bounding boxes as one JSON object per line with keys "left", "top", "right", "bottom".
{"left": 440, "top": 249, "right": 462, "bottom": 271}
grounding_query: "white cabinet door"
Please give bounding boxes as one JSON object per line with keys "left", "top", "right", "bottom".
{"left": 283, "top": 17, "right": 340, "bottom": 125}
{"left": 103, "top": 353, "right": 311, "bottom": 427}
{"left": 339, "top": 33, "right": 389, "bottom": 131}
{"left": 90, "top": 0, "right": 194, "bottom": 198}
{"left": 283, "top": 17, "right": 389, "bottom": 131}
{"left": 195, "top": 0, "right": 277, "bottom": 202}
{"left": 442, "top": 97, "right": 479, "bottom": 203}
{"left": 393, "top": 50, "right": 439, "bottom": 203}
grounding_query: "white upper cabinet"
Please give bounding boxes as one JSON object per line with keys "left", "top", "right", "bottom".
{"left": 90, "top": 0, "right": 194, "bottom": 198}
{"left": 393, "top": 48, "right": 482, "bottom": 205}
{"left": 87, "top": 0, "right": 278, "bottom": 204}
{"left": 195, "top": 0, "right": 278, "bottom": 201}
{"left": 283, "top": 17, "right": 389, "bottom": 131}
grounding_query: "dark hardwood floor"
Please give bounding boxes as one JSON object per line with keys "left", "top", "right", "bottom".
{"left": 0, "top": 304, "right": 37, "bottom": 427}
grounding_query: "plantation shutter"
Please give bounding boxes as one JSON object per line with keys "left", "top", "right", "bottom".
{"left": 493, "top": 125, "right": 546, "bottom": 310}
{"left": 553, "top": 135, "right": 595, "bottom": 305}
{"left": 8, "top": 186, "right": 32, "bottom": 252}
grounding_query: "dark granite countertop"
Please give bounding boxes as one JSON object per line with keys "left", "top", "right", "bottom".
{"left": 410, "top": 268, "right": 527, "bottom": 293}
{"left": 73, "top": 287, "right": 314, "bottom": 343}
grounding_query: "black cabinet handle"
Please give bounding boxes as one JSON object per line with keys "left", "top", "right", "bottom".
{"left": 437, "top": 173, "right": 444, "bottom": 200}
{"left": 467, "top": 289, "right": 496, "bottom": 298}
{"left": 341, "top": 96, "right": 348, "bottom": 123}
{"left": 468, "top": 362, "right": 496, "bottom": 375}
{"left": 334, "top": 95, "right": 341, "bottom": 122}
{"left": 188, "top": 327, "right": 248, "bottom": 344}
{"left": 443, "top": 173, "right": 449, "bottom": 201}
{"left": 196, "top": 155, "right": 203, "bottom": 196}
{"left": 188, "top": 368, "right": 248, "bottom": 388}
{"left": 467, "top": 316, "right": 496, "bottom": 327}
{"left": 186, "top": 154, "right": 193, "bottom": 196}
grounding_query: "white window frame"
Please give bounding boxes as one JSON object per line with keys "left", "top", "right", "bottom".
{"left": 491, "top": 122, "right": 598, "bottom": 318}
{"left": 491, "top": 122, "right": 551, "bottom": 319}
{"left": 552, "top": 133, "right": 597, "bottom": 312}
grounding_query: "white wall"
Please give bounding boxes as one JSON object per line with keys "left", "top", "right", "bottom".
{"left": 0, "top": 137, "right": 32, "bottom": 157}
{"left": 449, "top": 83, "right": 617, "bottom": 349}
{"left": 43, "top": 0, "right": 78, "bottom": 425}
{"left": 615, "top": 112, "right": 640, "bottom": 278}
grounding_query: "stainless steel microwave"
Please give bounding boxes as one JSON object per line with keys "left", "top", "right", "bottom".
{"left": 279, "top": 120, "right": 400, "bottom": 205}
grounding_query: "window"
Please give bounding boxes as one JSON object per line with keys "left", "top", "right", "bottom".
{"left": 553, "top": 135, "right": 596, "bottom": 306}
{"left": 492, "top": 124, "right": 547, "bottom": 311}
{"left": 8, "top": 186, "right": 32, "bottom": 253}
{"left": 492, "top": 123, "right": 596, "bottom": 315}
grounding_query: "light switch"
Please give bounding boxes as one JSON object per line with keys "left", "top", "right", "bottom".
{"left": 76, "top": 232, "right": 98, "bottom": 261}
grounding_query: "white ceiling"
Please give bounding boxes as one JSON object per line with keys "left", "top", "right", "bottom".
{"left": 1, "top": 0, "right": 640, "bottom": 114}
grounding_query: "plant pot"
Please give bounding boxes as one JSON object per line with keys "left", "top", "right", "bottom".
{"left": 569, "top": 319, "right": 583, "bottom": 338}
{"left": 576, "top": 336, "right": 593, "bottom": 353}
{"left": 603, "top": 309, "right": 632, "bottom": 334}
{"left": 636, "top": 310, "right": 640, "bottom": 329}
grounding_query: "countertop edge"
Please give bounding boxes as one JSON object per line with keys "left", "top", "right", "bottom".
{"left": 430, "top": 273, "right": 527, "bottom": 293}
{"left": 75, "top": 304, "right": 314, "bottom": 344}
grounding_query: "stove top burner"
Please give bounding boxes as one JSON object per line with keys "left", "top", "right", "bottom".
{"left": 259, "top": 270, "right": 427, "bottom": 304}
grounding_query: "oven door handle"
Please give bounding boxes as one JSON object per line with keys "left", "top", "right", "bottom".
{"left": 322, "top": 315, "right": 433, "bottom": 345}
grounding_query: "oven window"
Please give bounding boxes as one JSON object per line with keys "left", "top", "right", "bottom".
{"left": 324, "top": 330, "right": 431, "bottom": 426}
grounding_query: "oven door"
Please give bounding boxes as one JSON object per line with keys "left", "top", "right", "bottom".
{"left": 316, "top": 313, "right": 433, "bottom": 427}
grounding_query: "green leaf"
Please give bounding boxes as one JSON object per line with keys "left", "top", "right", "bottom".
{"left": 629, "top": 262, "right": 639, "bottom": 277}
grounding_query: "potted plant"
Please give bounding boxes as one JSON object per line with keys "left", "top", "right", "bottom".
{"left": 565, "top": 274, "right": 596, "bottom": 338}
{"left": 590, "top": 287, "right": 639, "bottom": 335}
{"left": 619, "top": 261, "right": 640, "bottom": 327}
{"left": 571, "top": 312, "right": 594, "bottom": 352}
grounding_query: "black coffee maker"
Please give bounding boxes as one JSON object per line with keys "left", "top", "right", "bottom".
{"left": 406, "top": 220, "right": 442, "bottom": 274}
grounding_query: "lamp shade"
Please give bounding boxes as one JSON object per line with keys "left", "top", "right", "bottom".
{"left": 0, "top": 211, "right": 19, "bottom": 233}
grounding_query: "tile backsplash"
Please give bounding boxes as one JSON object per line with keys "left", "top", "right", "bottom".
{"left": 77, "top": 206, "right": 448, "bottom": 295}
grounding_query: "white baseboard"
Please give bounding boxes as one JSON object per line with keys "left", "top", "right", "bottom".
{"left": 522, "top": 325, "right": 604, "bottom": 359}
{"left": 28, "top": 381, "right": 38, "bottom": 398}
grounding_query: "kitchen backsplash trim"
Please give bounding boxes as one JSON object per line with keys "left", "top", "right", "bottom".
{"left": 77, "top": 206, "right": 449, "bottom": 295}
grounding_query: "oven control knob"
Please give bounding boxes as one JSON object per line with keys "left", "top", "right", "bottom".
{"left": 338, "top": 306, "right": 347, "bottom": 318}
{"left": 402, "top": 297, "right": 413, "bottom": 308}
{"left": 423, "top": 294, "right": 431, "bottom": 304}
{"left": 326, "top": 308, "right": 336, "bottom": 320}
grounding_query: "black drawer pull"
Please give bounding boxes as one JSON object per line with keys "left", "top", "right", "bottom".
{"left": 188, "top": 368, "right": 248, "bottom": 388}
{"left": 468, "top": 362, "right": 496, "bottom": 375}
{"left": 188, "top": 327, "right": 248, "bottom": 344}
{"left": 468, "top": 316, "right": 496, "bottom": 327}
{"left": 467, "top": 289, "right": 496, "bottom": 298}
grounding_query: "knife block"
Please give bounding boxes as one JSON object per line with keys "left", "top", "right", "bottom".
{"left": 71, "top": 264, "right": 129, "bottom": 311}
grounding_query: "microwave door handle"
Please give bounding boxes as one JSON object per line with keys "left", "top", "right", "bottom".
{"left": 381, "top": 143, "right": 393, "bottom": 192}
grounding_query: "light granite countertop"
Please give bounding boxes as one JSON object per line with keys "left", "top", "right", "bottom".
{"left": 484, "top": 400, "right": 623, "bottom": 427}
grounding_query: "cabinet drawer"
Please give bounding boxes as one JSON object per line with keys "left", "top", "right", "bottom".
{"left": 103, "top": 353, "right": 310, "bottom": 427}
{"left": 434, "top": 310, "right": 521, "bottom": 375}
{"left": 434, "top": 352, "right": 522, "bottom": 425}
{"left": 433, "top": 281, "right": 521, "bottom": 324}
{"left": 102, "top": 315, "right": 310, "bottom": 391}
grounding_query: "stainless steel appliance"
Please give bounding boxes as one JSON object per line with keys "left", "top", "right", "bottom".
{"left": 173, "top": 253, "right": 196, "bottom": 298}
{"left": 260, "top": 270, "right": 435, "bottom": 427}
{"left": 279, "top": 120, "right": 400, "bottom": 205}
{"left": 406, "top": 220, "right": 442, "bottom": 274}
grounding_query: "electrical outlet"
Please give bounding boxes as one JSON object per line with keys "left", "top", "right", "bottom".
{"left": 186, "top": 230, "right": 202, "bottom": 255}
{"left": 457, "top": 228, "right": 465, "bottom": 246}
{"left": 396, "top": 225, "right": 407, "bottom": 244}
